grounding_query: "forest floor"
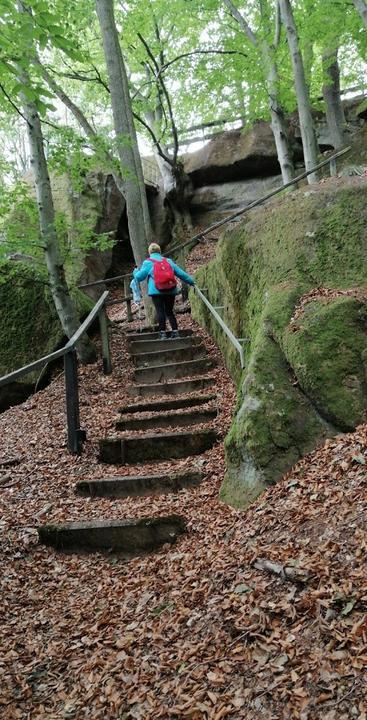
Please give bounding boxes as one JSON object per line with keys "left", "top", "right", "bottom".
{"left": 1, "top": 236, "right": 367, "bottom": 720}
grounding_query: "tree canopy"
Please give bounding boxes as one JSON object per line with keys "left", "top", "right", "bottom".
{"left": 0, "top": 0, "right": 366, "bottom": 333}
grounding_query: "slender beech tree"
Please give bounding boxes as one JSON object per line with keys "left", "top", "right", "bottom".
{"left": 352, "top": 0, "right": 367, "bottom": 28}
{"left": 322, "top": 47, "right": 345, "bottom": 149}
{"left": 133, "top": 27, "right": 195, "bottom": 232}
{"left": 223, "top": 0, "right": 295, "bottom": 184}
{"left": 279, "top": 0, "right": 319, "bottom": 182}
{"left": 95, "top": 0, "right": 152, "bottom": 268}
{"left": 16, "top": 3, "right": 96, "bottom": 363}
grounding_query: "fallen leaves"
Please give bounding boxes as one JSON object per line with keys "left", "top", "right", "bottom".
{"left": 1, "top": 267, "right": 367, "bottom": 717}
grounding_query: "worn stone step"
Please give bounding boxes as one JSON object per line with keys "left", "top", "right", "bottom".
{"left": 38, "top": 515, "right": 186, "bottom": 553}
{"left": 134, "top": 357, "right": 215, "bottom": 384}
{"left": 127, "top": 329, "right": 194, "bottom": 343}
{"left": 75, "top": 470, "right": 203, "bottom": 498}
{"left": 127, "top": 376, "right": 214, "bottom": 398}
{"left": 99, "top": 428, "right": 218, "bottom": 464}
{"left": 129, "top": 336, "right": 201, "bottom": 355}
{"left": 116, "top": 407, "right": 217, "bottom": 431}
{"left": 133, "top": 344, "right": 206, "bottom": 368}
{"left": 119, "top": 392, "right": 217, "bottom": 414}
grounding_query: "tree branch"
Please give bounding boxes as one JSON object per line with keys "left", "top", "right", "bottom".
{"left": 0, "top": 82, "right": 31, "bottom": 125}
{"left": 222, "top": 0, "right": 258, "bottom": 46}
{"left": 137, "top": 31, "right": 180, "bottom": 163}
{"left": 53, "top": 62, "right": 110, "bottom": 94}
{"left": 132, "top": 111, "right": 172, "bottom": 165}
{"left": 274, "top": 0, "right": 281, "bottom": 47}
{"left": 156, "top": 48, "right": 248, "bottom": 78}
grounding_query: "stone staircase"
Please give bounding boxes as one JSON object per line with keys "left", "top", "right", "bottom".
{"left": 39, "top": 327, "right": 219, "bottom": 555}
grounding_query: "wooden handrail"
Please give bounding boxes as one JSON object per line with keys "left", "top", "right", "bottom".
{"left": 65, "top": 291, "right": 109, "bottom": 349}
{"left": 78, "top": 273, "right": 131, "bottom": 290}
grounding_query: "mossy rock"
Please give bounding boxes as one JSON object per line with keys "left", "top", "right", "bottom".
{"left": 191, "top": 180, "right": 367, "bottom": 508}
{"left": 0, "top": 262, "right": 92, "bottom": 410}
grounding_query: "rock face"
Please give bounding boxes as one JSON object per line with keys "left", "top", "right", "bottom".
{"left": 191, "top": 178, "right": 367, "bottom": 508}
{"left": 191, "top": 175, "right": 283, "bottom": 226}
{"left": 184, "top": 121, "right": 300, "bottom": 187}
{"left": 0, "top": 262, "right": 92, "bottom": 412}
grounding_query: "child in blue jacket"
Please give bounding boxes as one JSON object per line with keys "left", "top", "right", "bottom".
{"left": 133, "top": 243, "right": 195, "bottom": 338}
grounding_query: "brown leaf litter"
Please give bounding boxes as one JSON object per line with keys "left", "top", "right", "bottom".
{"left": 1, "top": 245, "right": 367, "bottom": 719}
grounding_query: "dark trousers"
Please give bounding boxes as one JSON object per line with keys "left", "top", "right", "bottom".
{"left": 152, "top": 294, "right": 178, "bottom": 332}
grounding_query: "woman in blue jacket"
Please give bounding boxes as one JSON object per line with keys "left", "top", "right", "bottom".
{"left": 133, "top": 243, "right": 195, "bottom": 339}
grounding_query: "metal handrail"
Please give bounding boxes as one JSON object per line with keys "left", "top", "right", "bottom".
{"left": 0, "top": 290, "right": 111, "bottom": 454}
{"left": 78, "top": 145, "right": 353, "bottom": 295}
{"left": 168, "top": 146, "right": 352, "bottom": 257}
{"left": 0, "top": 291, "right": 109, "bottom": 387}
{"left": 194, "top": 286, "right": 245, "bottom": 369}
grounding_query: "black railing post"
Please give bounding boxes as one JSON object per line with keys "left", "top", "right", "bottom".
{"left": 64, "top": 348, "right": 83, "bottom": 454}
{"left": 99, "top": 307, "right": 112, "bottom": 375}
{"left": 124, "top": 277, "right": 133, "bottom": 322}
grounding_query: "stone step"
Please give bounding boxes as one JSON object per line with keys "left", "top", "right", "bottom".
{"left": 75, "top": 470, "right": 203, "bottom": 498}
{"left": 38, "top": 515, "right": 186, "bottom": 553}
{"left": 99, "top": 428, "right": 218, "bottom": 464}
{"left": 119, "top": 392, "right": 217, "bottom": 414}
{"left": 116, "top": 407, "right": 217, "bottom": 431}
{"left": 129, "top": 336, "right": 201, "bottom": 355}
{"left": 127, "top": 329, "right": 194, "bottom": 343}
{"left": 134, "top": 357, "right": 215, "bottom": 384}
{"left": 127, "top": 376, "right": 214, "bottom": 398}
{"left": 133, "top": 344, "right": 206, "bottom": 368}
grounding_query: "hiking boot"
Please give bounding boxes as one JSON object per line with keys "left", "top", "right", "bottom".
{"left": 170, "top": 330, "right": 179, "bottom": 339}
{"left": 159, "top": 331, "right": 168, "bottom": 340}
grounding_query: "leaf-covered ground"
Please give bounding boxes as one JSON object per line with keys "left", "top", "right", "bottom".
{"left": 1, "top": 240, "right": 367, "bottom": 719}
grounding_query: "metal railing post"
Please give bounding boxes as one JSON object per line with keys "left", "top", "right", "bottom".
{"left": 64, "top": 348, "right": 83, "bottom": 454}
{"left": 99, "top": 307, "right": 112, "bottom": 375}
{"left": 124, "top": 276, "right": 133, "bottom": 322}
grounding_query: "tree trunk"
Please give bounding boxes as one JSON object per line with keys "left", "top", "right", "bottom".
{"left": 322, "top": 48, "right": 345, "bottom": 150}
{"left": 262, "top": 43, "right": 295, "bottom": 184}
{"left": 19, "top": 88, "right": 96, "bottom": 363}
{"left": 145, "top": 108, "right": 194, "bottom": 235}
{"left": 279, "top": 0, "right": 319, "bottom": 183}
{"left": 95, "top": 0, "right": 152, "bottom": 267}
{"left": 352, "top": 0, "right": 367, "bottom": 27}
{"left": 223, "top": 0, "right": 294, "bottom": 185}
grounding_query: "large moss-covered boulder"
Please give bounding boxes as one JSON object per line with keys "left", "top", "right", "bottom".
{"left": 0, "top": 262, "right": 92, "bottom": 411}
{"left": 191, "top": 178, "right": 367, "bottom": 508}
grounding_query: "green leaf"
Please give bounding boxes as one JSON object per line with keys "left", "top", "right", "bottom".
{"left": 352, "top": 454, "right": 366, "bottom": 465}
{"left": 341, "top": 600, "right": 356, "bottom": 616}
{"left": 234, "top": 583, "right": 252, "bottom": 594}
{"left": 19, "top": 85, "right": 37, "bottom": 101}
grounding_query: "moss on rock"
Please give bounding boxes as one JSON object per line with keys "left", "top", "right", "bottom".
{"left": 0, "top": 262, "right": 92, "bottom": 409}
{"left": 191, "top": 179, "right": 367, "bottom": 508}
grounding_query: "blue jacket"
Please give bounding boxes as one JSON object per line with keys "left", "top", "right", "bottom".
{"left": 133, "top": 253, "right": 195, "bottom": 296}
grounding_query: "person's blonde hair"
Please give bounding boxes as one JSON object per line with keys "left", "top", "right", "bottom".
{"left": 148, "top": 242, "right": 161, "bottom": 254}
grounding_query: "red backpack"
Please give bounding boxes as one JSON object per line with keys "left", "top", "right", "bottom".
{"left": 150, "top": 258, "right": 177, "bottom": 291}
